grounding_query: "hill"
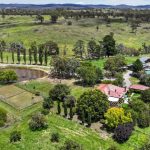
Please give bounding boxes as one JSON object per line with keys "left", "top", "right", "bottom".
{"left": 0, "top": 3, "right": 150, "bottom": 9}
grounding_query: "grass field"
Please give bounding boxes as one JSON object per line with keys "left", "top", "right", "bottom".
{"left": 0, "top": 15, "right": 150, "bottom": 56}
{"left": 0, "top": 85, "right": 43, "bottom": 109}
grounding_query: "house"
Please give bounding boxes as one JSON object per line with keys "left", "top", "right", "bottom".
{"left": 129, "top": 84, "right": 149, "bottom": 92}
{"left": 140, "top": 57, "right": 150, "bottom": 64}
{"left": 97, "top": 84, "right": 128, "bottom": 105}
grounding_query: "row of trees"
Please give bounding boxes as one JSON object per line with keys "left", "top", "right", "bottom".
{"left": 0, "top": 40, "right": 59, "bottom": 65}
{"left": 1, "top": 8, "right": 150, "bottom": 23}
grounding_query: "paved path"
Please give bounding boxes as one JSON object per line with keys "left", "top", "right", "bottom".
{"left": 123, "top": 70, "right": 132, "bottom": 87}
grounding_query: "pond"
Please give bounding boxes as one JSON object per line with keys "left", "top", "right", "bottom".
{"left": 1, "top": 67, "right": 48, "bottom": 82}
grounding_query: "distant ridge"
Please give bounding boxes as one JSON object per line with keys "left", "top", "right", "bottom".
{"left": 0, "top": 3, "right": 150, "bottom": 9}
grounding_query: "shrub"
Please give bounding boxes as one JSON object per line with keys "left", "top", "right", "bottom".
{"left": 105, "top": 107, "right": 133, "bottom": 129}
{"left": 51, "top": 132, "right": 60, "bottom": 142}
{"left": 10, "top": 131, "right": 21, "bottom": 143}
{"left": 29, "top": 113, "right": 48, "bottom": 131}
{"left": 43, "top": 97, "right": 54, "bottom": 110}
{"left": 139, "top": 140, "right": 150, "bottom": 150}
{"left": 35, "top": 91, "right": 40, "bottom": 96}
{"left": 141, "top": 89, "right": 150, "bottom": 103}
{"left": 114, "top": 123, "right": 134, "bottom": 143}
{"left": 61, "top": 140, "right": 83, "bottom": 150}
{"left": 137, "top": 112, "right": 150, "bottom": 128}
{"left": 67, "top": 21, "right": 72, "bottom": 25}
{"left": 0, "top": 107, "right": 7, "bottom": 127}
{"left": 41, "top": 109, "right": 49, "bottom": 115}
{"left": 0, "top": 70, "right": 18, "bottom": 83}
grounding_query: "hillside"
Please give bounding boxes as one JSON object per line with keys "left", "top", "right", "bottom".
{"left": 0, "top": 4, "right": 150, "bottom": 9}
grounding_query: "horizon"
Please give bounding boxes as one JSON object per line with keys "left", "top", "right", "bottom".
{"left": 0, "top": 0, "right": 150, "bottom": 6}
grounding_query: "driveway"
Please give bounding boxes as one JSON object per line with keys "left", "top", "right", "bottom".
{"left": 123, "top": 70, "right": 132, "bottom": 87}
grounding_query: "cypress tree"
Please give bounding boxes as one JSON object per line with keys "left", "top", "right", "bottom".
{"left": 69, "top": 106, "right": 73, "bottom": 120}
{"left": 0, "top": 49, "right": 3, "bottom": 63}
{"left": 17, "top": 47, "right": 21, "bottom": 64}
{"left": 63, "top": 102, "right": 68, "bottom": 117}
{"left": 81, "top": 110, "right": 85, "bottom": 125}
{"left": 87, "top": 112, "right": 92, "bottom": 127}
{"left": 23, "top": 48, "right": 26, "bottom": 64}
{"left": 44, "top": 48, "right": 48, "bottom": 66}
{"left": 12, "top": 49, "right": 15, "bottom": 64}
{"left": 57, "top": 101, "right": 61, "bottom": 115}
{"left": 31, "top": 42, "right": 38, "bottom": 64}
{"left": 38, "top": 44, "right": 44, "bottom": 65}
{"left": 29, "top": 48, "right": 32, "bottom": 65}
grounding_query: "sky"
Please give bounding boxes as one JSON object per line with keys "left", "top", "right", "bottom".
{"left": 0, "top": 0, "right": 150, "bottom": 5}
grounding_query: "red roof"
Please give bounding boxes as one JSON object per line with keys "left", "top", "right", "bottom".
{"left": 97, "top": 84, "right": 127, "bottom": 98}
{"left": 130, "top": 84, "right": 149, "bottom": 91}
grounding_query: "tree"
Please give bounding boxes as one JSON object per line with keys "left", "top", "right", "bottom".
{"left": 114, "top": 123, "right": 134, "bottom": 143}
{"left": 104, "top": 55, "right": 126, "bottom": 77}
{"left": 44, "top": 48, "right": 48, "bottom": 65}
{"left": 44, "top": 41, "right": 59, "bottom": 55}
{"left": 0, "top": 40, "right": 6, "bottom": 63}
{"left": 132, "top": 59, "right": 143, "bottom": 72}
{"left": 113, "top": 73, "right": 124, "bottom": 87}
{"left": 63, "top": 102, "right": 68, "bottom": 117}
{"left": 141, "top": 89, "right": 150, "bottom": 103}
{"left": 38, "top": 44, "right": 44, "bottom": 65}
{"left": 76, "top": 62, "right": 103, "bottom": 86}
{"left": 31, "top": 42, "right": 38, "bottom": 64}
{"left": 23, "top": 48, "right": 26, "bottom": 64}
{"left": 57, "top": 101, "right": 61, "bottom": 114}
{"left": 65, "top": 96, "right": 76, "bottom": 119}
{"left": 102, "top": 33, "right": 116, "bottom": 57}
{"left": 87, "top": 112, "right": 92, "bottom": 127}
{"left": 49, "top": 84, "right": 70, "bottom": 102}
{"left": 104, "top": 107, "right": 133, "bottom": 129}
{"left": 36, "top": 15, "right": 44, "bottom": 24}
{"left": 87, "top": 39, "right": 100, "bottom": 59}
{"left": 29, "top": 48, "right": 32, "bottom": 65}
{"left": 51, "top": 14, "right": 58, "bottom": 23}
{"left": 61, "top": 140, "right": 83, "bottom": 150}
{"left": 16, "top": 44, "right": 22, "bottom": 64}
{"left": 51, "top": 56, "right": 80, "bottom": 78}
{"left": 81, "top": 109, "right": 85, "bottom": 124}
{"left": 77, "top": 90, "right": 109, "bottom": 122}
{"left": 10, "top": 43, "right": 15, "bottom": 64}
{"left": 73, "top": 40, "right": 85, "bottom": 59}
{"left": 10, "top": 131, "right": 21, "bottom": 143}
{"left": 29, "top": 113, "right": 48, "bottom": 131}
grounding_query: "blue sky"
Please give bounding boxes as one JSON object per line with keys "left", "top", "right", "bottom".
{"left": 0, "top": 0, "right": 150, "bottom": 5}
